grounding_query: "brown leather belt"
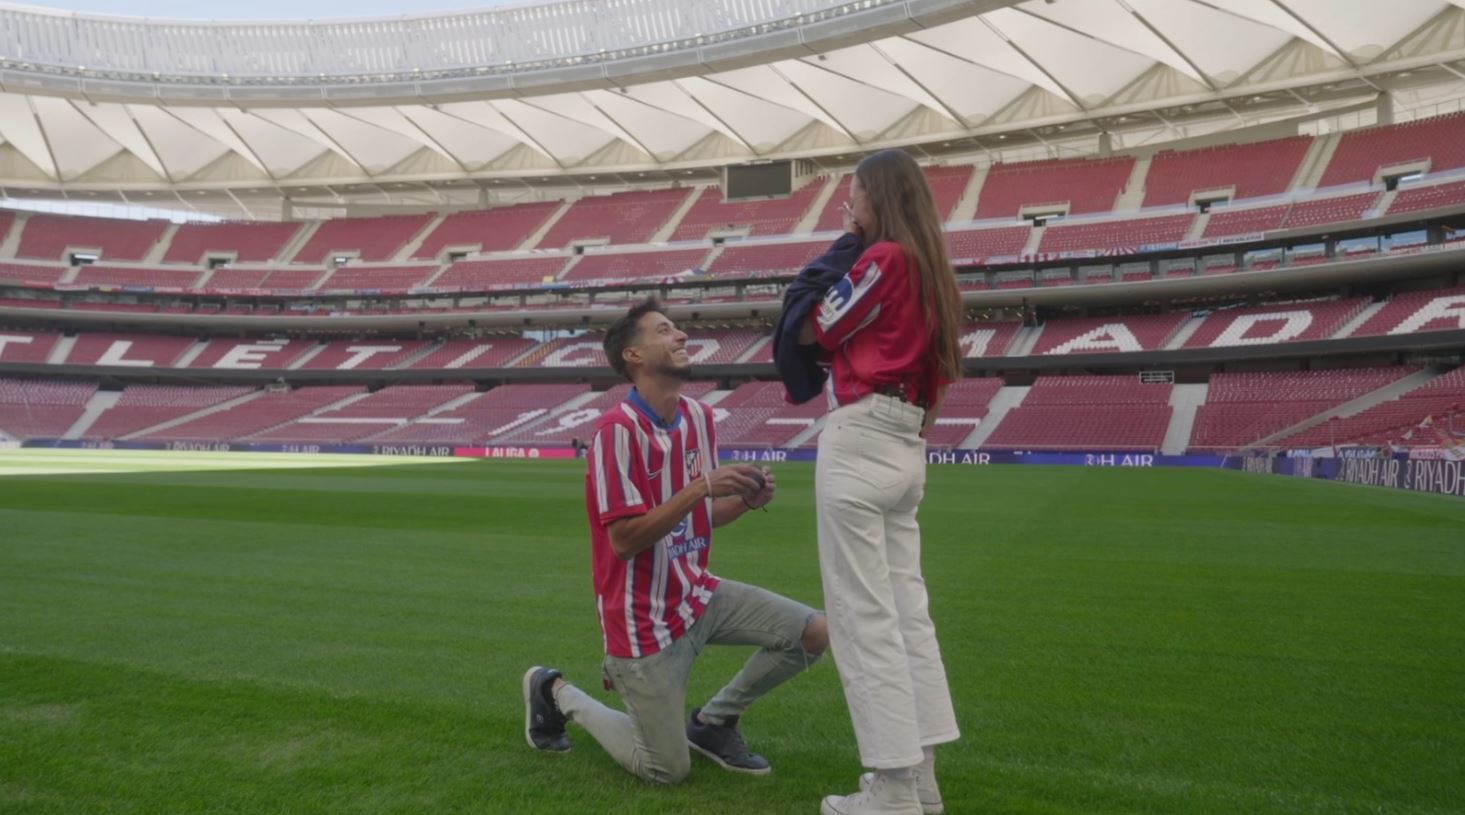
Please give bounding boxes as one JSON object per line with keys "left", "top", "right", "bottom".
{"left": 875, "top": 383, "right": 929, "bottom": 409}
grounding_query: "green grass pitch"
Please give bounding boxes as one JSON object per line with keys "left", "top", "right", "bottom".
{"left": 1, "top": 450, "right": 1463, "bottom": 814}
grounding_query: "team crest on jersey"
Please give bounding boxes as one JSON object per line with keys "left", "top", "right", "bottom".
{"left": 818, "top": 261, "right": 882, "bottom": 330}
{"left": 685, "top": 449, "right": 703, "bottom": 479}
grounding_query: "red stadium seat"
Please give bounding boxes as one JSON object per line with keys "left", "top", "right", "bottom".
{"left": 976, "top": 156, "right": 1134, "bottom": 219}
{"left": 413, "top": 202, "right": 562, "bottom": 259}
{"left": 1320, "top": 112, "right": 1465, "bottom": 186}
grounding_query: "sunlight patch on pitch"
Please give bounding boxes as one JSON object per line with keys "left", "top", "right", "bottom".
{"left": 0, "top": 448, "right": 472, "bottom": 477}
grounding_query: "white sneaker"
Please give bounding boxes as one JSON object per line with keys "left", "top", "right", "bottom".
{"left": 821, "top": 771, "right": 923, "bottom": 815}
{"left": 860, "top": 771, "right": 943, "bottom": 814}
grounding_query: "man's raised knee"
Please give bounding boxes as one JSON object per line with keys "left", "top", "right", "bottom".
{"left": 802, "top": 613, "right": 829, "bottom": 656}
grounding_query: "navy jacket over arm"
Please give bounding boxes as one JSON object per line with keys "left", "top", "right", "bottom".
{"left": 773, "top": 232, "right": 864, "bottom": 405}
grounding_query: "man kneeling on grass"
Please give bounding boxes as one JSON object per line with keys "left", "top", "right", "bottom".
{"left": 524, "top": 298, "right": 829, "bottom": 784}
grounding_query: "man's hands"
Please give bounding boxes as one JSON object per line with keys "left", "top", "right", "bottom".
{"left": 707, "top": 465, "right": 776, "bottom": 528}
{"left": 705, "top": 464, "right": 764, "bottom": 499}
{"left": 744, "top": 467, "right": 775, "bottom": 509}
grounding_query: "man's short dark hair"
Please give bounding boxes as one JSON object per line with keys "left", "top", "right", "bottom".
{"left": 603, "top": 297, "right": 666, "bottom": 382}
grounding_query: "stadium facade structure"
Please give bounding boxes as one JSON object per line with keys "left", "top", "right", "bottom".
{"left": 0, "top": 0, "right": 1463, "bottom": 457}
{"left": 0, "top": 0, "right": 1464, "bottom": 216}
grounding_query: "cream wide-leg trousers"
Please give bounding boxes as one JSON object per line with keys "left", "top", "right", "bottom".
{"left": 815, "top": 393, "right": 960, "bottom": 769}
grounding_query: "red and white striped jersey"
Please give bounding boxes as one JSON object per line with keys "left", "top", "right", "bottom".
{"left": 585, "top": 389, "right": 719, "bottom": 659}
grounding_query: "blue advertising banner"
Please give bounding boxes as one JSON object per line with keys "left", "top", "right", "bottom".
{"left": 718, "top": 448, "right": 1231, "bottom": 468}
{"left": 1226, "top": 452, "right": 1465, "bottom": 498}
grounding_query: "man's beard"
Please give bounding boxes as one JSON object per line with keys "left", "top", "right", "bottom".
{"left": 655, "top": 357, "right": 694, "bottom": 381}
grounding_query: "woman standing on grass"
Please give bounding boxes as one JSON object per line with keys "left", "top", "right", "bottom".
{"left": 801, "top": 149, "right": 963, "bottom": 815}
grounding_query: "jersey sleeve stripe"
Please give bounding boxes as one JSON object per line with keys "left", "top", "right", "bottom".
{"left": 816, "top": 259, "right": 883, "bottom": 336}
{"left": 613, "top": 424, "right": 644, "bottom": 507}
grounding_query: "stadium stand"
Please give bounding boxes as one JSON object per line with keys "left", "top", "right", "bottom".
{"left": 16, "top": 213, "right": 168, "bottom": 261}
{"left": 81, "top": 384, "right": 255, "bottom": 440}
{"left": 290, "top": 214, "right": 434, "bottom": 263}
{"left": 488, "top": 381, "right": 716, "bottom": 445}
{"left": 515, "top": 337, "right": 609, "bottom": 369}
{"left": 1182, "top": 298, "right": 1368, "bottom": 348}
{"left": 135, "top": 386, "right": 365, "bottom": 442}
{"left": 1386, "top": 179, "right": 1465, "bottom": 215}
{"left": 982, "top": 375, "right": 1172, "bottom": 451}
{"left": 71, "top": 302, "right": 159, "bottom": 313}
{"left": 715, "top": 381, "right": 825, "bottom": 448}
{"left": 562, "top": 247, "right": 712, "bottom": 284}
{"left": 1143, "top": 137, "right": 1312, "bottom": 207}
{"left": 924, "top": 165, "right": 976, "bottom": 219}
{"left": 316, "top": 265, "right": 436, "bottom": 291}
{"left": 73, "top": 266, "right": 203, "bottom": 288}
{"left": 537, "top": 188, "right": 690, "bottom": 248}
{"left": 63, "top": 333, "right": 197, "bottom": 367}
{"left": 0, "top": 378, "right": 97, "bottom": 439}
{"left": 296, "top": 340, "right": 427, "bottom": 371}
{"left": 203, "top": 268, "right": 273, "bottom": 289}
{"left": 432, "top": 256, "right": 568, "bottom": 290}
{"left": 1202, "top": 204, "right": 1290, "bottom": 239}
{"left": 0, "top": 331, "right": 60, "bottom": 363}
{"left": 182, "top": 338, "right": 315, "bottom": 370}
{"left": 368, "top": 383, "right": 591, "bottom": 445}
{"left": 707, "top": 240, "right": 828, "bottom": 278}
{"left": 1030, "top": 313, "right": 1188, "bottom": 355}
{"left": 405, "top": 338, "right": 538, "bottom": 370}
{"left": 922, "top": 377, "right": 1003, "bottom": 449}
{"left": 164, "top": 221, "right": 302, "bottom": 264}
{"left": 948, "top": 226, "right": 1031, "bottom": 262}
{"left": 1319, "top": 112, "right": 1465, "bottom": 186}
{"left": 250, "top": 384, "right": 476, "bottom": 443}
{"left": 961, "top": 321, "right": 1022, "bottom": 358}
{"left": 670, "top": 184, "right": 824, "bottom": 241}
{"left": 813, "top": 175, "right": 855, "bottom": 232}
{"left": 0, "top": 261, "right": 70, "bottom": 285}
{"left": 742, "top": 337, "right": 774, "bottom": 365}
{"left": 412, "top": 202, "right": 562, "bottom": 259}
{"left": 1275, "top": 367, "right": 1465, "bottom": 450}
{"left": 1038, "top": 214, "right": 1193, "bottom": 254}
{"left": 1349, "top": 287, "right": 1465, "bottom": 337}
{"left": 514, "top": 328, "right": 760, "bottom": 370}
{"left": 1188, "top": 368, "right": 1415, "bottom": 451}
{"left": 975, "top": 156, "right": 1134, "bottom": 219}
{"left": 808, "top": 164, "right": 969, "bottom": 231}
{"left": 1282, "top": 192, "right": 1380, "bottom": 229}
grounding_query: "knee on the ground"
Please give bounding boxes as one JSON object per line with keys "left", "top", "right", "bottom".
{"left": 802, "top": 613, "right": 830, "bottom": 656}
{"left": 639, "top": 752, "right": 691, "bottom": 785}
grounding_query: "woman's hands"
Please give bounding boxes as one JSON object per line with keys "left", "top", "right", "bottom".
{"left": 841, "top": 202, "right": 864, "bottom": 246}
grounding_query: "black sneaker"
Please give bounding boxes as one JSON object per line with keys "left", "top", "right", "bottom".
{"left": 686, "top": 707, "right": 770, "bottom": 775}
{"left": 522, "top": 666, "right": 570, "bottom": 753}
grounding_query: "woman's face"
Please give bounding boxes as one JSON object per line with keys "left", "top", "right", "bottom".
{"left": 850, "top": 174, "right": 877, "bottom": 237}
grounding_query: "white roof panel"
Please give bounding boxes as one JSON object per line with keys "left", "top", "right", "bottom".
{"left": 1283, "top": 0, "right": 1449, "bottom": 59}
{"left": 0, "top": 0, "right": 1460, "bottom": 193}
{"left": 1122, "top": 0, "right": 1294, "bottom": 84}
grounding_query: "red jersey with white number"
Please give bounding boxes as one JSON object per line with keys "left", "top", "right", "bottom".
{"left": 813, "top": 240, "right": 945, "bottom": 408}
{"left": 585, "top": 391, "right": 720, "bottom": 659}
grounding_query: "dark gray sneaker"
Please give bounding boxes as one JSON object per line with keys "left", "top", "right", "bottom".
{"left": 522, "top": 666, "right": 570, "bottom": 753}
{"left": 686, "top": 707, "right": 771, "bottom": 775}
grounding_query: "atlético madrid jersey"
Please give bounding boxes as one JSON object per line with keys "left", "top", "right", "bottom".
{"left": 813, "top": 240, "right": 945, "bottom": 408}
{"left": 584, "top": 389, "right": 719, "bottom": 659}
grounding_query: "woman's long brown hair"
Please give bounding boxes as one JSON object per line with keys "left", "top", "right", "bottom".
{"left": 854, "top": 149, "right": 964, "bottom": 383}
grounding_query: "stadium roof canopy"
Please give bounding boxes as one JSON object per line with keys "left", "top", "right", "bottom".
{"left": 1, "top": 0, "right": 1464, "bottom": 215}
